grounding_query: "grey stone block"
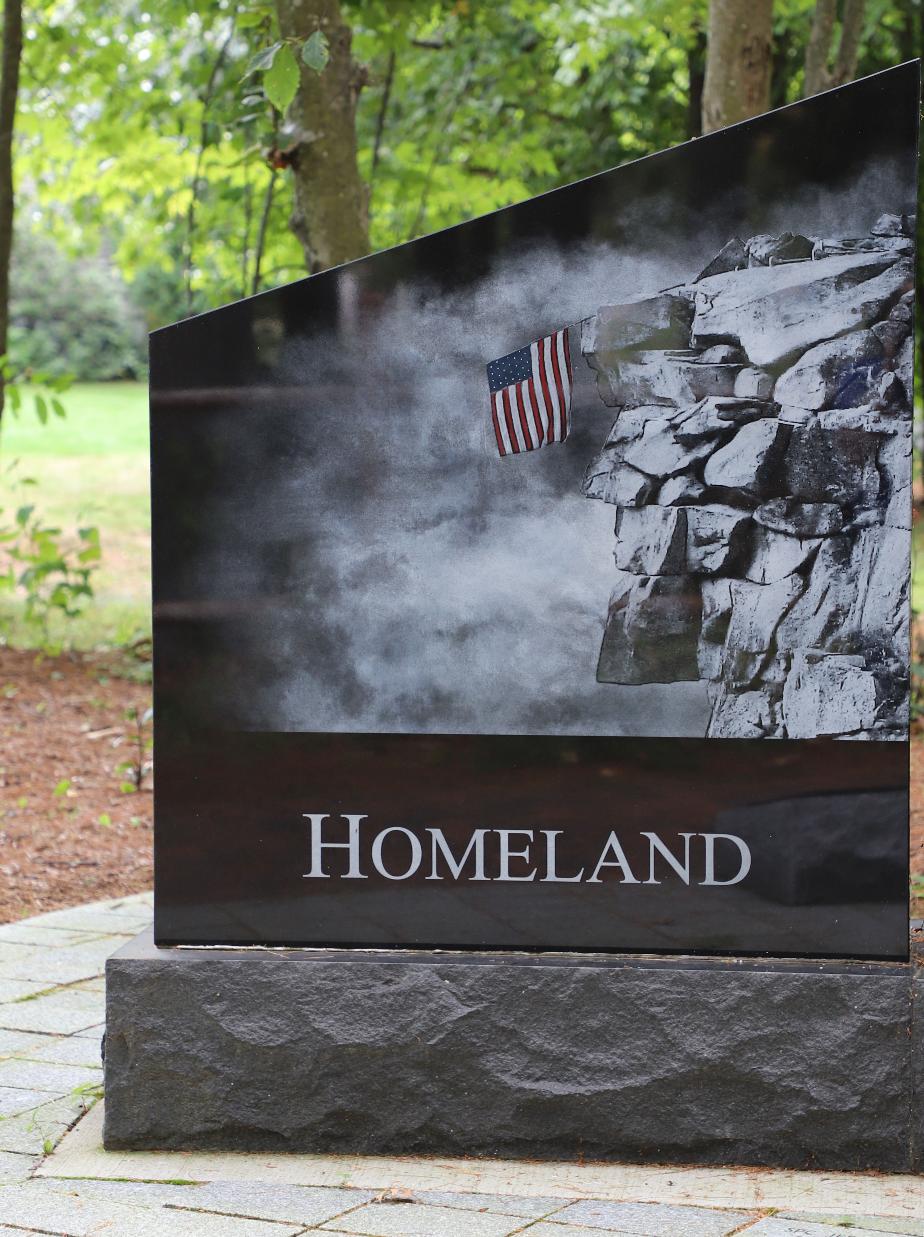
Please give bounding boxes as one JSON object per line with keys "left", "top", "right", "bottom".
{"left": 105, "top": 930, "right": 922, "bottom": 1172}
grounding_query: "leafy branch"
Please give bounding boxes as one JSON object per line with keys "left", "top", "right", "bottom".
{"left": 246, "top": 28, "right": 330, "bottom": 114}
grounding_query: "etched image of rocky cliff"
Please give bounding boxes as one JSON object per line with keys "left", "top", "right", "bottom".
{"left": 580, "top": 214, "right": 915, "bottom": 741}
{"left": 153, "top": 65, "right": 919, "bottom": 746}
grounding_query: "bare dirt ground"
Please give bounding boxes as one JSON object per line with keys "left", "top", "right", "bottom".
{"left": 0, "top": 646, "right": 922, "bottom": 923}
{"left": 0, "top": 646, "right": 152, "bottom": 921}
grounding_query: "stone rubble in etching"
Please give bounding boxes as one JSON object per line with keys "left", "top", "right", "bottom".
{"left": 582, "top": 216, "right": 915, "bottom": 740}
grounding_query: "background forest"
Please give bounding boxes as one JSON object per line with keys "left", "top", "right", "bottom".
{"left": 1, "top": 0, "right": 922, "bottom": 378}
{"left": 0, "top": 0, "right": 921, "bottom": 919}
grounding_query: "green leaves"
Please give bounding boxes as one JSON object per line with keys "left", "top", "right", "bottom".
{"left": 246, "top": 41, "right": 283, "bottom": 75}
{"left": 263, "top": 43, "right": 300, "bottom": 114}
{"left": 301, "top": 30, "right": 330, "bottom": 72}
{"left": 247, "top": 27, "right": 329, "bottom": 117}
{"left": 0, "top": 465, "right": 101, "bottom": 646}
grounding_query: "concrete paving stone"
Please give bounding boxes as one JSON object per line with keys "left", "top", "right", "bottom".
{"left": 777, "top": 1217, "right": 924, "bottom": 1236}
{"left": 0, "top": 1029, "right": 54, "bottom": 1057}
{"left": 0, "top": 1085, "right": 59, "bottom": 1118}
{"left": 0, "top": 1150, "right": 38, "bottom": 1181}
{"left": 0, "top": 979, "right": 53, "bottom": 1003}
{"left": 75, "top": 978, "right": 106, "bottom": 993}
{"left": 0, "top": 1093, "right": 90, "bottom": 1155}
{"left": 320, "top": 1201, "right": 526, "bottom": 1237}
{"left": 0, "top": 942, "right": 47, "bottom": 963}
{"left": 0, "top": 956, "right": 106, "bottom": 986}
{"left": 0, "top": 1057, "right": 101, "bottom": 1094}
{"left": 72, "top": 1023, "right": 104, "bottom": 1040}
{"left": 11, "top": 1035, "right": 102, "bottom": 1068}
{"left": 519, "top": 1226, "right": 648, "bottom": 1237}
{"left": 555, "top": 1200, "right": 756, "bottom": 1236}
{"left": 0, "top": 943, "right": 119, "bottom": 986}
{"left": 0, "top": 924, "right": 113, "bottom": 947}
{"left": 24, "top": 912, "right": 151, "bottom": 936}
{"left": 29, "top": 896, "right": 152, "bottom": 919}
{"left": 26, "top": 986, "right": 105, "bottom": 1012}
{"left": 0, "top": 991, "right": 103, "bottom": 1036}
{"left": 0, "top": 1181, "right": 303, "bottom": 1236}
{"left": 410, "top": 1189, "right": 567, "bottom": 1219}
{"left": 42, "top": 1178, "right": 377, "bottom": 1225}
{"left": 744, "top": 1223, "right": 897, "bottom": 1237}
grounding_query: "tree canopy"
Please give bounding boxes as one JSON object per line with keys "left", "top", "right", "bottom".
{"left": 8, "top": 0, "right": 923, "bottom": 341}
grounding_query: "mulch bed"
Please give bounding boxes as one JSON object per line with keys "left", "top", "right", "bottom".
{"left": 0, "top": 646, "right": 152, "bottom": 922}
{"left": 1, "top": 646, "right": 922, "bottom": 924}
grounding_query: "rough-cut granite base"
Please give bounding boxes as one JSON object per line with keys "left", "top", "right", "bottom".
{"left": 105, "top": 928, "right": 924, "bottom": 1172}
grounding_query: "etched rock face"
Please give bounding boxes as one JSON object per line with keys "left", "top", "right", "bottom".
{"left": 582, "top": 216, "right": 912, "bottom": 740}
{"left": 614, "top": 506, "right": 686, "bottom": 575}
{"left": 690, "top": 252, "right": 911, "bottom": 366}
{"left": 694, "top": 236, "right": 747, "bottom": 281}
{"left": 589, "top": 349, "right": 740, "bottom": 408}
{"left": 582, "top": 293, "right": 693, "bottom": 356}
{"left": 703, "top": 419, "right": 788, "bottom": 494}
{"left": 754, "top": 498, "right": 843, "bottom": 538}
{"left": 596, "top": 575, "right": 701, "bottom": 684}
{"left": 746, "top": 232, "right": 814, "bottom": 266}
{"left": 734, "top": 367, "right": 775, "bottom": 400}
{"left": 774, "top": 331, "right": 883, "bottom": 410}
{"left": 782, "top": 651, "right": 878, "bottom": 739}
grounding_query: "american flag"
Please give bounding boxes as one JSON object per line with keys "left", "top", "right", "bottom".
{"left": 486, "top": 327, "right": 573, "bottom": 457}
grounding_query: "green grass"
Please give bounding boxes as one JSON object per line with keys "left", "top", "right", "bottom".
{"left": 1, "top": 382, "right": 149, "bottom": 455}
{"left": 0, "top": 382, "right": 150, "bottom": 648}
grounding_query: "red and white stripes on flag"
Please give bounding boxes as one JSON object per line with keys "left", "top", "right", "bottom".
{"left": 486, "top": 327, "right": 573, "bottom": 457}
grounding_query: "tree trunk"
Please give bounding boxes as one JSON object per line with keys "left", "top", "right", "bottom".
{"left": 0, "top": 0, "right": 23, "bottom": 427}
{"left": 805, "top": 0, "right": 867, "bottom": 97}
{"left": 274, "top": 0, "right": 369, "bottom": 273}
{"left": 701, "top": 0, "right": 774, "bottom": 134}
{"left": 832, "top": 0, "right": 866, "bottom": 88}
{"left": 686, "top": 27, "right": 707, "bottom": 140}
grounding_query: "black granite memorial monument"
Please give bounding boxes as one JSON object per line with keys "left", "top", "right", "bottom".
{"left": 106, "top": 62, "right": 923, "bottom": 1169}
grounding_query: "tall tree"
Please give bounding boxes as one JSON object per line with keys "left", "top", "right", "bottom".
{"left": 275, "top": 0, "right": 369, "bottom": 272}
{"left": 701, "top": 0, "right": 774, "bottom": 133}
{"left": 0, "top": 0, "right": 22, "bottom": 425}
{"left": 804, "top": 0, "right": 867, "bottom": 97}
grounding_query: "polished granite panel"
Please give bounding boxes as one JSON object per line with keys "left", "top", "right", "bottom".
{"left": 150, "top": 64, "right": 918, "bottom": 957}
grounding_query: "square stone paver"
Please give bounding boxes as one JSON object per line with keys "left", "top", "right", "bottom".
{"left": 0, "top": 1084, "right": 60, "bottom": 1117}
{"left": 0, "top": 1181, "right": 303, "bottom": 1236}
{"left": 0, "top": 957, "right": 96, "bottom": 986}
{"left": 0, "top": 1093, "right": 90, "bottom": 1155}
{"left": 555, "top": 1200, "right": 756, "bottom": 1236}
{"left": 0, "top": 925, "right": 111, "bottom": 948}
{"left": 10, "top": 1034, "right": 103, "bottom": 1068}
{"left": 524, "top": 1226, "right": 651, "bottom": 1237}
{"left": 0, "top": 1028, "right": 54, "bottom": 1057}
{"left": 411, "top": 1190, "right": 566, "bottom": 1219}
{"left": 0, "top": 990, "right": 103, "bottom": 1035}
{"left": 25, "top": 912, "right": 151, "bottom": 936}
{"left": 745, "top": 1222, "right": 905, "bottom": 1237}
{"left": 321, "top": 1200, "right": 526, "bottom": 1237}
{"left": 0, "top": 978, "right": 53, "bottom": 1002}
{"left": 776, "top": 1217, "right": 924, "bottom": 1236}
{"left": 0, "top": 1149, "right": 37, "bottom": 1181}
{"left": 0, "top": 1057, "right": 101, "bottom": 1094}
{"left": 43, "top": 1178, "right": 377, "bottom": 1226}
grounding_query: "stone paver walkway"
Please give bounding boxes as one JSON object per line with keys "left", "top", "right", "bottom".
{"left": 0, "top": 894, "right": 919, "bottom": 1236}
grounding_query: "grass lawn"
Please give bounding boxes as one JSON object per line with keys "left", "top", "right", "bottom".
{"left": 0, "top": 382, "right": 150, "bottom": 647}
